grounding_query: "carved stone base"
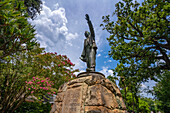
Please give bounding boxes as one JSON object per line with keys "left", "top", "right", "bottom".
{"left": 51, "top": 72, "right": 126, "bottom": 113}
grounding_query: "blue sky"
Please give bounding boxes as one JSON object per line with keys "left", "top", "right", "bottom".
{"left": 30, "top": 0, "right": 118, "bottom": 75}
{"left": 30, "top": 0, "right": 155, "bottom": 98}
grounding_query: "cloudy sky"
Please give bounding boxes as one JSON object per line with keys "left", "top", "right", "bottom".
{"left": 30, "top": 0, "right": 119, "bottom": 75}
{"left": 30, "top": 0, "right": 154, "bottom": 98}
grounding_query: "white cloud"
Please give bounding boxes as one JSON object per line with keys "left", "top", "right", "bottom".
{"left": 97, "top": 53, "right": 101, "bottom": 57}
{"left": 108, "top": 60, "right": 112, "bottom": 62}
{"left": 104, "top": 55, "right": 109, "bottom": 58}
{"left": 99, "top": 67, "right": 113, "bottom": 77}
{"left": 73, "top": 59, "right": 86, "bottom": 70}
{"left": 66, "top": 33, "right": 78, "bottom": 41}
{"left": 29, "top": 0, "right": 121, "bottom": 73}
{"left": 30, "top": 2, "right": 69, "bottom": 51}
{"left": 30, "top": 2, "right": 86, "bottom": 70}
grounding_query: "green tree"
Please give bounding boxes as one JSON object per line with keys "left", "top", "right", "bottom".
{"left": 0, "top": 44, "right": 78, "bottom": 113}
{"left": 141, "top": 97, "right": 162, "bottom": 113}
{"left": 23, "top": 0, "right": 42, "bottom": 19}
{"left": 153, "top": 71, "right": 170, "bottom": 112}
{"left": 108, "top": 74, "right": 142, "bottom": 112}
{"left": 102, "top": 0, "right": 170, "bottom": 80}
{"left": 138, "top": 97, "right": 151, "bottom": 113}
{"left": 14, "top": 102, "right": 51, "bottom": 113}
{"left": 119, "top": 88, "right": 151, "bottom": 112}
{"left": 103, "top": 0, "right": 169, "bottom": 112}
{"left": 0, "top": 0, "right": 67, "bottom": 113}
{"left": 0, "top": 0, "right": 37, "bottom": 60}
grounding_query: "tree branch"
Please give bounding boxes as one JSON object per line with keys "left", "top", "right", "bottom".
{"left": 153, "top": 41, "right": 170, "bottom": 69}
{"left": 116, "top": 33, "right": 140, "bottom": 42}
{"left": 155, "top": 56, "right": 164, "bottom": 59}
{"left": 127, "top": 21, "right": 144, "bottom": 37}
{"left": 157, "top": 43, "right": 170, "bottom": 50}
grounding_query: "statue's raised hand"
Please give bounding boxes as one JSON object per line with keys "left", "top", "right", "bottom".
{"left": 85, "top": 14, "right": 90, "bottom": 21}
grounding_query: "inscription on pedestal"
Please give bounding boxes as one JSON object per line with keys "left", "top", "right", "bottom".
{"left": 62, "top": 87, "right": 82, "bottom": 113}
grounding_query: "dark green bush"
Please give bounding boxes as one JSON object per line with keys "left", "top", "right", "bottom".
{"left": 14, "top": 102, "right": 51, "bottom": 113}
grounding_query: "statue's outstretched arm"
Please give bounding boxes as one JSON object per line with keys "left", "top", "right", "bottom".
{"left": 85, "top": 14, "right": 95, "bottom": 40}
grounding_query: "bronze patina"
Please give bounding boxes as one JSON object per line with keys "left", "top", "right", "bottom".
{"left": 80, "top": 14, "right": 97, "bottom": 72}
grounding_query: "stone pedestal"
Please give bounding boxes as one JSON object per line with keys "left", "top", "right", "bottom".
{"left": 51, "top": 72, "right": 126, "bottom": 113}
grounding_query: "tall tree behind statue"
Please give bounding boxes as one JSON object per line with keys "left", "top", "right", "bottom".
{"left": 102, "top": 0, "right": 169, "bottom": 112}
{"left": 101, "top": 0, "right": 169, "bottom": 82}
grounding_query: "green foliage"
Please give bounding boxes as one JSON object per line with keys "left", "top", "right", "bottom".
{"left": 0, "top": 0, "right": 37, "bottom": 60}
{"left": 119, "top": 89, "right": 151, "bottom": 112}
{"left": 108, "top": 71, "right": 170, "bottom": 113}
{"left": 103, "top": 1, "right": 169, "bottom": 112}
{"left": 0, "top": 1, "right": 78, "bottom": 113}
{"left": 102, "top": 0, "right": 170, "bottom": 81}
{"left": 14, "top": 102, "right": 51, "bottom": 113}
{"left": 108, "top": 75, "right": 142, "bottom": 112}
{"left": 0, "top": 44, "right": 78, "bottom": 113}
{"left": 141, "top": 97, "right": 162, "bottom": 113}
{"left": 138, "top": 98, "right": 151, "bottom": 113}
{"left": 0, "top": 45, "right": 41, "bottom": 113}
{"left": 23, "top": 0, "right": 42, "bottom": 19}
{"left": 153, "top": 71, "right": 170, "bottom": 112}
{"left": 0, "top": 0, "right": 38, "bottom": 112}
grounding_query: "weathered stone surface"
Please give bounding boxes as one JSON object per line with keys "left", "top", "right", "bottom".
{"left": 115, "top": 96, "right": 126, "bottom": 110}
{"left": 84, "top": 106, "right": 126, "bottom": 113}
{"left": 62, "top": 87, "right": 82, "bottom": 113}
{"left": 85, "top": 84, "right": 119, "bottom": 109}
{"left": 51, "top": 72, "right": 126, "bottom": 113}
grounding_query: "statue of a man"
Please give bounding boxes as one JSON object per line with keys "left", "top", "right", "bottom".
{"left": 80, "top": 14, "right": 97, "bottom": 72}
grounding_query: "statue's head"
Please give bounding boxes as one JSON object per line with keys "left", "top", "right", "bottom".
{"left": 84, "top": 31, "right": 90, "bottom": 38}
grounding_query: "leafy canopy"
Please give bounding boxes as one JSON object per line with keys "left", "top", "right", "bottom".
{"left": 104, "top": 0, "right": 169, "bottom": 112}
{"left": 153, "top": 71, "right": 170, "bottom": 112}
{"left": 122, "top": 91, "right": 151, "bottom": 113}
{"left": 0, "top": 0, "right": 37, "bottom": 59}
{"left": 0, "top": 44, "right": 78, "bottom": 113}
{"left": 23, "top": 0, "right": 42, "bottom": 19}
{"left": 102, "top": 0, "right": 170, "bottom": 80}
{"left": 0, "top": 0, "right": 78, "bottom": 113}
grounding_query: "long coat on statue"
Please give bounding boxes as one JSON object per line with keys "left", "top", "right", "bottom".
{"left": 81, "top": 34, "right": 97, "bottom": 71}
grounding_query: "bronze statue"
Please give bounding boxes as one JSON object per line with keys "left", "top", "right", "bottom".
{"left": 80, "top": 14, "right": 97, "bottom": 72}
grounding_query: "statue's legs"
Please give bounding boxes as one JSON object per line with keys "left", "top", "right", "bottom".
{"left": 87, "top": 48, "right": 96, "bottom": 71}
{"left": 86, "top": 58, "right": 91, "bottom": 72}
{"left": 86, "top": 56, "right": 95, "bottom": 72}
